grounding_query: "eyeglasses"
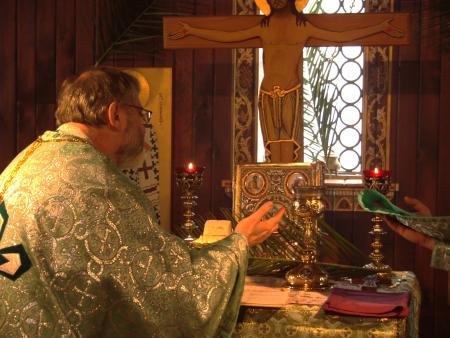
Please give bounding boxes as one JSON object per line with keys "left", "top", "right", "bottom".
{"left": 121, "top": 103, "right": 153, "bottom": 124}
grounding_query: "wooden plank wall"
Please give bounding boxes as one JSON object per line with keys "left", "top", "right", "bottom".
{"left": 0, "top": 0, "right": 233, "bottom": 228}
{"left": 392, "top": 0, "right": 450, "bottom": 335}
{"left": 0, "top": 0, "right": 448, "bottom": 336}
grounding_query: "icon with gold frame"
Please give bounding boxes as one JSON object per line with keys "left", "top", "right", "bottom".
{"left": 243, "top": 171, "right": 268, "bottom": 197}
{"left": 234, "top": 162, "right": 324, "bottom": 221}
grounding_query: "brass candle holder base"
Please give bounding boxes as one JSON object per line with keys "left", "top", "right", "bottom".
{"left": 363, "top": 170, "right": 392, "bottom": 284}
{"left": 286, "top": 249, "right": 328, "bottom": 290}
{"left": 175, "top": 166, "right": 204, "bottom": 243}
{"left": 285, "top": 186, "right": 328, "bottom": 291}
{"left": 363, "top": 214, "right": 392, "bottom": 284}
{"left": 363, "top": 263, "right": 392, "bottom": 285}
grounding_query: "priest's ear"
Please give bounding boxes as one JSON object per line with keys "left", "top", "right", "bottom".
{"left": 105, "top": 101, "right": 126, "bottom": 130}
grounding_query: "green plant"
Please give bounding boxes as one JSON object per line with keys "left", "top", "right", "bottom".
{"left": 302, "top": 0, "right": 339, "bottom": 164}
{"left": 303, "top": 47, "right": 339, "bottom": 162}
{"left": 188, "top": 207, "right": 367, "bottom": 268}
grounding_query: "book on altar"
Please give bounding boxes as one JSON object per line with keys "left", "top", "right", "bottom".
{"left": 193, "top": 220, "right": 232, "bottom": 244}
{"left": 240, "top": 276, "right": 328, "bottom": 307}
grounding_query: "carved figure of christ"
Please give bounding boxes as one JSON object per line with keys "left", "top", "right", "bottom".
{"left": 164, "top": 9, "right": 410, "bottom": 163}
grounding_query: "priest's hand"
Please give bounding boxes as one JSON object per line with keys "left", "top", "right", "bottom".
{"left": 381, "top": 196, "right": 435, "bottom": 250}
{"left": 235, "top": 202, "right": 285, "bottom": 247}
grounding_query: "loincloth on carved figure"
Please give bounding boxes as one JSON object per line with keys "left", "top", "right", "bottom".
{"left": 259, "top": 83, "right": 302, "bottom": 161}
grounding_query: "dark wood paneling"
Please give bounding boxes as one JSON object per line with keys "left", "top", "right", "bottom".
{"left": 351, "top": 213, "right": 372, "bottom": 260}
{"left": 193, "top": 49, "right": 214, "bottom": 214}
{"left": 435, "top": 27, "right": 450, "bottom": 338}
{"left": 210, "top": 0, "right": 233, "bottom": 216}
{"left": 392, "top": 0, "right": 421, "bottom": 272}
{"left": 171, "top": 48, "right": 194, "bottom": 227}
{"left": 36, "top": 104, "right": 56, "bottom": 135}
{"left": 0, "top": 0, "right": 17, "bottom": 170}
{"left": 17, "top": 0, "right": 37, "bottom": 152}
{"left": 36, "top": 0, "right": 56, "bottom": 134}
{"left": 211, "top": 47, "right": 233, "bottom": 214}
{"left": 192, "top": 0, "right": 214, "bottom": 216}
{"left": 415, "top": 2, "right": 441, "bottom": 335}
{"left": 56, "top": 0, "right": 75, "bottom": 90}
{"left": 75, "top": 0, "right": 95, "bottom": 72}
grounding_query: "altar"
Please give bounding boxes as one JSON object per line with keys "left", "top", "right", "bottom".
{"left": 234, "top": 272, "right": 420, "bottom": 338}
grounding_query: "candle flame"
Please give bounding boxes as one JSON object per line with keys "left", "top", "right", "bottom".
{"left": 373, "top": 167, "right": 380, "bottom": 175}
{"left": 187, "top": 162, "right": 194, "bottom": 170}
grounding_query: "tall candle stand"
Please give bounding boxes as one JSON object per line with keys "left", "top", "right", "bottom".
{"left": 363, "top": 168, "right": 392, "bottom": 283}
{"left": 285, "top": 186, "right": 328, "bottom": 290}
{"left": 175, "top": 165, "right": 204, "bottom": 242}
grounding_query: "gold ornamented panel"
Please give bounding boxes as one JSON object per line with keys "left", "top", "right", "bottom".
{"left": 234, "top": 162, "right": 324, "bottom": 220}
{"left": 232, "top": 0, "right": 258, "bottom": 166}
{"left": 363, "top": 0, "right": 394, "bottom": 170}
{"left": 323, "top": 185, "right": 367, "bottom": 212}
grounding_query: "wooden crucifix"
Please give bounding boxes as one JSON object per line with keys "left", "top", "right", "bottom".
{"left": 163, "top": 1, "right": 410, "bottom": 163}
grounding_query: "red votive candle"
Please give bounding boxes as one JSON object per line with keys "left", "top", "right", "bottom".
{"left": 371, "top": 167, "right": 382, "bottom": 178}
{"left": 185, "top": 162, "right": 197, "bottom": 173}
{"left": 363, "top": 167, "right": 390, "bottom": 178}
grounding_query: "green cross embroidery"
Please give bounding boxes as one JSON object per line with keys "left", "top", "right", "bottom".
{"left": 0, "top": 201, "right": 32, "bottom": 280}
{"left": 0, "top": 201, "right": 8, "bottom": 241}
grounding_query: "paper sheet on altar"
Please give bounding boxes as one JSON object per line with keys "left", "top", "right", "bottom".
{"left": 241, "top": 276, "right": 328, "bottom": 307}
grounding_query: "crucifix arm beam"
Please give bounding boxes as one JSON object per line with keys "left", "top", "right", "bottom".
{"left": 168, "top": 21, "right": 260, "bottom": 43}
{"left": 306, "top": 13, "right": 410, "bottom": 47}
{"left": 164, "top": 16, "right": 262, "bottom": 49}
{"left": 307, "top": 18, "right": 404, "bottom": 44}
{"left": 163, "top": 13, "right": 410, "bottom": 50}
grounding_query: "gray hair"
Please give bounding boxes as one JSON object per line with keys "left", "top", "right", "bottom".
{"left": 55, "top": 67, "right": 139, "bottom": 127}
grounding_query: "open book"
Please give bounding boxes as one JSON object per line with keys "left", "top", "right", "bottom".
{"left": 241, "top": 276, "right": 328, "bottom": 307}
{"left": 358, "top": 189, "right": 450, "bottom": 241}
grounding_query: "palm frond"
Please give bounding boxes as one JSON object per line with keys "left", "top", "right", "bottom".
{"left": 184, "top": 207, "right": 367, "bottom": 267}
{"left": 303, "top": 44, "right": 339, "bottom": 162}
{"left": 95, "top": 0, "right": 195, "bottom": 66}
{"left": 248, "top": 257, "right": 377, "bottom": 280}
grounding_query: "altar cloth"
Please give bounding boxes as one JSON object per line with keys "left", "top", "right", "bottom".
{"left": 233, "top": 271, "right": 420, "bottom": 338}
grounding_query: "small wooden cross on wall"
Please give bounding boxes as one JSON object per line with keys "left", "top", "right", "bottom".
{"left": 163, "top": 1, "right": 410, "bottom": 163}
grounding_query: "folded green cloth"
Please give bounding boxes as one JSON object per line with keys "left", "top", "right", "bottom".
{"left": 358, "top": 189, "right": 450, "bottom": 242}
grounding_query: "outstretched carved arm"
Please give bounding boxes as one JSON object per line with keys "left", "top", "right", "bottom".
{"left": 308, "top": 19, "right": 404, "bottom": 43}
{"left": 169, "top": 21, "right": 261, "bottom": 42}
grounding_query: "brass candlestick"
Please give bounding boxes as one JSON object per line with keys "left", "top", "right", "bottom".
{"left": 175, "top": 165, "right": 204, "bottom": 242}
{"left": 363, "top": 168, "right": 392, "bottom": 283}
{"left": 285, "top": 186, "right": 328, "bottom": 290}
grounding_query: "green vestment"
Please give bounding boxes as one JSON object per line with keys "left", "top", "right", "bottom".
{"left": 0, "top": 129, "right": 248, "bottom": 337}
{"left": 431, "top": 241, "right": 450, "bottom": 271}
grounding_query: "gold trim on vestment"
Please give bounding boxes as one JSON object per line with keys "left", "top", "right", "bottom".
{"left": 0, "top": 136, "right": 90, "bottom": 201}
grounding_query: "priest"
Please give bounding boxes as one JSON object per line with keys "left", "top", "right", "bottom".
{"left": 0, "top": 67, "right": 284, "bottom": 337}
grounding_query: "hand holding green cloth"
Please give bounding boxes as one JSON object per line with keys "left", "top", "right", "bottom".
{"left": 358, "top": 189, "right": 450, "bottom": 242}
